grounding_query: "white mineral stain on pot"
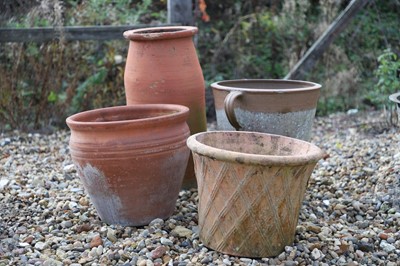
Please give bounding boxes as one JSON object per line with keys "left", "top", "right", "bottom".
{"left": 76, "top": 163, "right": 125, "bottom": 225}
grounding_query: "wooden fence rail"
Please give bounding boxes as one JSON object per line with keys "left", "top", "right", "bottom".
{"left": 0, "top": 24, "right": 177, "bottom": 43}
{"left": 0, "top": 0, "right": 191, "bottom": 43}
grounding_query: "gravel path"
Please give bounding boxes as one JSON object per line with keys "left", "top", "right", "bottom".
{"left": 0, "top": 111, "right": 399, "bottom": 266}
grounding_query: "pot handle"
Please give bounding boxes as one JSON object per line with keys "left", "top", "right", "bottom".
{"left": 224, "top": 91, "right": 243, "bottom": 130}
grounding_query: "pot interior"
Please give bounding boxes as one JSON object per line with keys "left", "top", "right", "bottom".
{"left": 136, "top": 28, "right": 184, "bottom": 34}
{"left": 214, "top": 80, "right": 319, "bottom": 91}
{"left": 71, "top": 108, "right": 177, "bottom": 123}
{"left": 195, "top": 131, "right": 318, "bottom": 157}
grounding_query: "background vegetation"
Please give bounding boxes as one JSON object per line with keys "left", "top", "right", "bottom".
{"left": 0, "top": 0, "right": 399, "bottom": 132}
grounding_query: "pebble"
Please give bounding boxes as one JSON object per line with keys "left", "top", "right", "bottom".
{"left": 107, "top": 228, "right": 118, "bottom": 243}
{"left": 63, "top": 164, "right": 75, "bottom": 173}
{"left": 90, "top": 235, "right": 103, "bottom": 248}
{"left": 172, "top": 226, "right": 192, "bottom": 238}
{"left": 311, "top": 248, "right": 323, "bottom": 260}
{"left": 0, "top": 179, "right": 9, "bottom": 190}
{"left": 0, "top": 111, "right": 399, "bottom": 265}
{"left": 34, "top": 241, "right": 47, "bottom": 250}
{"left": 160, "top": 237, "right": 174, "bottom": 246}
{"left": 222, "top": 258, "right": 232, "bottom": 265}
{"left": 151, "top": 246, "right": 167, "bottom": 259}
{"left": 61, "top": 220, "right": 73, "bottom": 228}
{"left": 379, "top": 241, "right": 396, "bottom": 253}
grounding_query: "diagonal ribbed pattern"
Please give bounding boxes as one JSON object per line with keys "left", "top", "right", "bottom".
{"left": 193, "top": 154, "right": 315, "bottom": 258}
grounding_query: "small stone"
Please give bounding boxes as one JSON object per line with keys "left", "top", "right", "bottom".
{"left": 356, "top": 221, "right": 369, "bottom": 229}
{"left": 149, "top": 218, "right": 164, "bottom": 227}
{"left": 75, "top": 224, "right": 91, "bottom": 233}
{"left": 151, "top": 246, "right": 167, "bottom": 259}
{"left": 311, "top": 248, "right": 322, "bottom": 260}
{"left": 355, "top": 249, "right": 364, "bottom": 258}
{"left": 34, "top": 241, "right": 47, "bottom": 250}
{"left": 163, "top": 255, "right": 172, "bottom": 264}
{"left": 172, "top": 226, "right": 192, "bottom": 238}
{"left": 284, "top": 261, "right": 298, "bottom": 266}
{"left": 223, "top": 258, "right": 232, "bottom": 265}
{"left": 0, "top": 179, "right": 9, "bottom": 190}
{"left": 160, "top": 237, "right": 173, "bottom": 246}
{"left": 305, "top": 223, "right": 321, "bottom": 233}
{"left": 386, "top": 237, "right": 395, "bottom": 244}
{"left": 107, "top": 228, "right": 118, "bottom": 243}
{"left": 96, "top": 245, "right": 104, "bottom": 256}
{"left": 362, "top": 167, "right": 374, "bottom": 173}
{"left": 79, "top": 197, "right": 89, "bottom": 206}
{"left": 68, "top": 201, "right": 78, "bottom": 209}
{"left": 200, "top": 257, "right": 211, "bottom": 264}
{"left": 378, "top": 232, "right": 389, "bottom": 240}
{"left": 43, "top": 259, "right": 63, "bottom": 266}
{"left": 138, "top": 260, "right": 147, "bottom": 266}
{"left": 23, "top": 235, "right": 34, "bottom": 244}
{"left": 140, "top": 229, "right": 150, "bottom": 238}
{"left": 90, "top": 235, "right": 103, "bottom": 248}
{"left": 379, "top": 241, "right": 396, "bottom": 253}
{"left": 328, "top": 250, "right": 338, "bottom": 259}
{"left": 334, "top": 203, "right": 346, "bottom": 210}
{"left": 61, "top": 220, "right": 73, "bottom": 228}
{"left": 239, "top": 258, "right": 252, "bottom": 264}
{"left": 278, "top": 252, "right": 286, "bottom": 261}
{"left": 18, "top": 242, "right": 30, "bottom": 247}
{"left": 357, "top": 241, "right": 374, "bottom": 252}
{"left": 137, "top": 239, "right": 146, "bottom": 249}
{"left": 73, "top": 241, "right": 83, "bottom": 248}
{"left": 352, "top": 201, "right": 362, "bottom": 211}
{"left": 63, "top": 164, "right": 75, "bottom": 173}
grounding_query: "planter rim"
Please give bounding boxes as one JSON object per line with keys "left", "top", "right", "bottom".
{"left": 187, "top": 131, "right": 324, "bottom": 166}
{"left": 389, "top": 92, "right": 400, "bottom": 104}
{"left": 123, "top": 26, "right": 198, "bottom": 41}
{"left": 66, "top": 104, "right": 189, "bottom": 131}
{"left": 211, "top": 79, "right": 321, "bottom": 93}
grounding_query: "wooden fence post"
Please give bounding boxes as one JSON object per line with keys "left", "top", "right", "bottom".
{"left": 284, "top": 0, "right": 370, "bottom": 80}
{"left": 168, "top": 0, "right": 193, "bottom": 25}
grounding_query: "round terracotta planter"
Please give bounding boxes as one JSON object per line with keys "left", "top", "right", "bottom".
{"left": 389, "top": 92, "right": 400, "bottom": 118}
{"left": 211, "top": 79, "right": 321, "bottom": 141}
{"left": 123, "top": 26, "right": 207, "bottom": 189}
{"left": 66, "top": 104, "right": 190, "bottom": 226}
{"left": 187, "top": 131, "right": 323, "bottom": 258}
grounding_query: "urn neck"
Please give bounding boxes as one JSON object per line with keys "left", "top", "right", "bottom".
{"left": 123, "top": 26, "right": 198, "bottom": 41}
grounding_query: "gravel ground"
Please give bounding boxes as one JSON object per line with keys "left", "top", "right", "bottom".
{"left": 0, "top": 110, "right": 399, "bottom": 266}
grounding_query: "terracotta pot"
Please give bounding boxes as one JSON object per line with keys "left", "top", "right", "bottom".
{"left": 66, "top": 104, "right": 190, "bottom": 226}
{"left": 187, "top": 131, "right": 323, "bottom": 258}
{"left": 211, "top": 79, "right": 321, "bottom": 141}
{"left": 123, "top": 26, "right": 207, "bottom": 189}
{"left": 389, "top": 92, "right": 400, "bottom": 118}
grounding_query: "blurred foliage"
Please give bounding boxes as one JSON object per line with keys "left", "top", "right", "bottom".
{"left": 0, "top": 0, "right": 399, "bottom": 131}
{"left": 0, "top": 0, "right": 166, "bottom": 131}
{"left": 196, "top": 0, "right": 400, "bottom": 116}
{"left": 368, "top": 49, "right": 400, "bottom": 106}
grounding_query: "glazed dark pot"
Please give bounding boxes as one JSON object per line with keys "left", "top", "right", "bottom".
{"left": 211, "top": 79, "right": 321, "bottom": 141}
{"left": 66, "top": 104, "right": 190, "bottom": 226}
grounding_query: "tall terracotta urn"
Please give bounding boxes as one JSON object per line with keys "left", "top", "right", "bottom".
{"left": 123, "top": 26, "right": 207, "bottom": 189}
{"left": 66, "top": 104, "right": 190, "bottom": 226}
